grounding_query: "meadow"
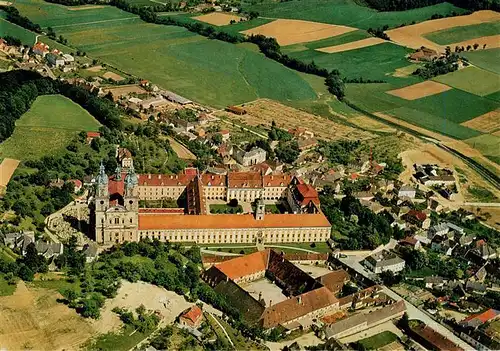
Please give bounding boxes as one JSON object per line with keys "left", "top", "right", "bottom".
{"left": 0, "top": 17, "right": 36, "bottom": 45}
{"left": 424, "top": 21, "right": 500, "bottom": 44}
{"left": 0, "top": 95, "right": 101, "bottom": 160}
{"left": 241, "top": 0, "right": 466, "bottom": 30}
{"left": 462, "top": 48, "right": 500, "bottom": 75}
{"left": 433, "top": 66, "right": 500, "bottom": 96}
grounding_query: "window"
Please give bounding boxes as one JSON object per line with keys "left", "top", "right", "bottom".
{"left": 115, "top": 218, "right": 120, "bottom": 224}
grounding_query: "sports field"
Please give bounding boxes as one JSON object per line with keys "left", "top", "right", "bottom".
{"left": 0, "top": 17, "right": 36, "bottom": 45}
{"left": 0, "top": 95, "right": 101, "bottom": 160}
{"left": 433, "top": 66, "right": 500, "bottom": 96}
{"left": 424, "top": 21, "right": 500, "bottom": 45}
{"left": 242, "top": 0, "right": 466, "bottom": 30}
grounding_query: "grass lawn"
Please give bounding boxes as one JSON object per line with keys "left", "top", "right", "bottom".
{"left": 464, "top": 134, "right": 500, "bottom": 161}
{"left": 0, "top": 274, "right": 17, "bottom": 296}
{"left": 269, "top": 241, "right": 331, "bottom": 253}
{"left": 209, "top": 204, "right": 243, "bottom": 214}
{"left": 84, "top": 324, "right": 153, "bottom": 351}
{"left": 433, "top": 66, "right": 500, "bottom": 96}
{"left": 0, "top": 95, "right": 101, "bottom": 160}
{"left": 217, "top": 315, "right": 267, "bottom": 350}
{"left": 0, "top": 245, "right": 17, "bottom": 262}
{"left": 30, "top": 277, "right": 82, "bottom": 294}
{"left": 242, "top": 0, "right": 465, "bottom": 30}
{"left": 462, "top": 48, "right": 500, "bottom": 75}
{"left": 467, "top": 186, "right": 498, "bottom": 202}
{"left": 406, "top": 267, "right": 437, "bottom": 277}
{"left": 205, "top": 313, "right": 232, "bottom": 349}
{"left": 424, "top": 22, "right": 500, "bottom": 45}
{"left": 0, "top": 17, "right": 36, "bottom": 45}
{"left": 356, "top": 331, "right": 398, "bottom": 350}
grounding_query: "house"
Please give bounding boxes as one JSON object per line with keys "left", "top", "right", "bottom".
{"left": 46, "top": 53, "right": 65, "bottom": 67}
{"left": 364, "top": 250, "right": 405, "bottom": 274}
{"left": 62, "top": 54, "right": 74, "bottom": 63}
{"left": 225, "top": 105, "right": 246, "bottom": 115}
{"left": 398, "top": 185, "right": 416, "bottom": 199}
{"left": 219, "top": 130, "right": 230, "bottom": 142}
{"left": 297, "top": 138, "right": 318, "bottom": 151}
{"left": 460, "top": 309, "right": 500, "bottom": 329}
{"left": 425, "top": 276, "right": 445, "bottom": 289}
{"left": 34, "top": 241, "right": 64, "bottom": 258}
{"left": 179, "top": 305, "right": 203, "bottom": 328}
{"left": 117, "top": 147, "right": 133, "bottom": 169}
{"left": 234, "top": 147, "right": 266, "bottom": 166}
{"left": 465, "top": 281, "right": 487, "bottom": 295}
{"left": 472, "top": 265, "right": 488, "bottom": 282}
{"left": 409, "top": 47, "right": 438, "bottom": 62}
{"left": 32, "top": 42, "right": 49, "bottom": 56}
{"left": 69, "top": 179, "right": 83, "bottom": 193}
{"left": 86, "top": 131, "right": 101, "bottom": 144}
{"left": 431, "top": 235, "right": 457, "bottom": 256}
{"left": 470, "top": 240, "right": 497, "bottom": 261}
{"left": 398, "top": 236, "right": 422, "bottom": 250}
{"left": 403, "top": 210, "right": 430, "bottom": 229}
{"left": 2, "top": 231, "right": 35, "bottom": 249}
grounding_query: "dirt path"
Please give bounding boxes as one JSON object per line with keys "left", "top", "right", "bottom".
{"left": 167, "top": 136, "right": 197, "bottom": 160}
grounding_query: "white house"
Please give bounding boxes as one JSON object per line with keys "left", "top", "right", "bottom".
{"left": 364, "top": 250, "right": 405, "bottom": 274}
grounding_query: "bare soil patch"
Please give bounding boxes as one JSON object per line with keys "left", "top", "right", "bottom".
{"left": 86, "top": 65, "right": 102, "bottom": 72}
{"left": 461, "top": 109, "right": 500, "bottom": 133}
{"left": 386, "top": 81, "right": 451, "bottom": 100}
{"left": 0, "top": 158, "right": 20, "bottom": 188}
{"left": 316, "top": 37, "right": 385, "bottom": 53}
{"left": 167, "top": 136, "right": 197, "bottom": 160}
{"left": 241, "top": 19, "right": 357, "bottom": 46}
{"left": 0, "top": 1, "right": 12, "bottom": 5}
{"left": 391, "top": 64, "right": 421, "bottom": 78}
{"left": 103, "top": 84, "right": 147, "bottom": 98}
{"left": 195, "top": 12, "right": 242, "bottom": 26}
{"left": 0, "top": 281, "right": 94, "bottom": 351}
{"left": 67, "top": 5, "right": 105, "bottom": 10}
{"left": 450, "top": 34, "right": 500, "bottom": 51}
{"left": 386, "top": 10, "right": 500, "bottom": 51}
{"left": 93, "top": 280, "right": 193, "bottom": 334}
{"left": 217, "top": 99, "right": 373, "bottom": 141}
{"left": 103, "top": 71, "right": 125, "bottom": 81}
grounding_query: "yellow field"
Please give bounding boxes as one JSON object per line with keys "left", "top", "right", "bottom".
{"left": 386, "top": 81, "right": 451, "bottom": 100}
{"left": 316, "top": 37, "right": 385, "bottom": 53}
{"left": 461, "top": 109, "right": 500, "bottom": 133}
{"left": 195, "top": 12, "right": 243, "bottom": 26}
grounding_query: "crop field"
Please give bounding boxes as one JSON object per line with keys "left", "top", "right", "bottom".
{"left": 424, "top": 21, "right": 500, "bottom": 45}
{"left": 0, "top": 158, "right": 20, "bottom": 190}
{"left": 0, "top": 95, "right": 101, "bottom": 160}
{"left": 433, "top": 66, "right": 500, "bottom": 96}
{"left": 316, "top": 37, "right": 386, "bottom": 54}
{"left": 50, "top": 14, "right": 315, "bottom": 107}
{"left": 464, "top": 134, "right": 500, "bottom": 161}
{"left": 387, "top": 81, "right": 451, "bottom": 100}
{"left": 462, "top": 110, "right": 500, "bottom": 133}
{"left": 241, "top": 0, "right": 465, "bottom": 30}
{"left": 195, "top": 12, "right": 243, "bottom": 26}
{"left": 240, "top": 19, "right": 356, "bottom": 46}
{"left": 13, "top": 0, "right": 135, "bottom": 28}
{"left": 462, "top": 48, "right": 500, "bottom": 75}
{"left": 0, "top": 17, "right": 36, "bottom": 45}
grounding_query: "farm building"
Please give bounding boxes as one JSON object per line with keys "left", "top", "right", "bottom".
{"left": 226, "top": 105, "right": 247, "bottom": 115}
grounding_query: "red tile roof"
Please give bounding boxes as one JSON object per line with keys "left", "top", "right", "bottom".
{"left": 181, "top": 305, "right": 203, "bottom": 324}
{"left": 414, "top": 324, "right": 464, "bottom": 351}
{"left": 318, "top": 270, "right": 350, "bottom": 293}
{"left": 261, "top": 287, "right": 338, "bottom": 328}
{"left": 201, "top": 173, "right": 226, "bottom": 186}
{"left": 86, "top": 131, "right": 101, "bottom": 138}
{"left": 262, "top": 174, "right": 292, "bottom": 187}
{"left": 462, "top": 308, "right": 500, "bottom": 324}
{"left": 138, "top": 172, "right": 195, "bottom": 187}
{"left": 215, "top": 250, "right": 269, "bottom": 280}
{"left": 138, "top": 208, "right": 185, "bottom": 214}
{"left": 138, "top": 212, "right": 331, "bottom": 231}
{"left": 406, "top": 209, "right": 427, "bottom": 221}
{"left": 228, "top": 172, "right": 263, "bottom": 188}
{"left": 295, "top": 183, "right": 320, "bottom": 206}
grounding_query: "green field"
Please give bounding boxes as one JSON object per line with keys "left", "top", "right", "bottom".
{"left": 434, "top": 66, "right": 500, "bottom": 96}
{"left": 0, "top": 275, "right": 17, "bottom": 296}
{"left": 0, "top": 17, "right": 36, "bottom": 45}
{"left": 463, "top": 48, "right": 500, "bottom": 75}
{"left": 0, "top": 95, "right": 101, "bottom": 160}
{"left": 242, "top": 0, "right": 466, "bottom": 30}
{"left": 425, "top": 21, "right": 500, "bottom": 45}
{"left": 356, "top": 331, "right": 399, "bottom": 350}
{"left": 465, "top": 134, "right": 500, "bottom": 160}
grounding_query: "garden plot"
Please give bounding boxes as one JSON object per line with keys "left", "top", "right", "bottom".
{"left": 386, "top": 81, "right": 451, "bottom": 100}
{"left": 385, "top": 10, "right": 500, "bottom": 51}
{"left": 241, "top": 19, "right": 357, "bottom": 46}
{"left": 195, "top": 12, "right": 243, "bottom": 26}
{"left": 316, "top": 37, "right": 386, "bottom": 53}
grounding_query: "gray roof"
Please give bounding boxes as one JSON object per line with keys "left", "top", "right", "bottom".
{"left": 162, "top": 90, "right": 192, "bottom": 104}
{"left": 425, "top": 276, "right": 444, "bottom": 284}
{"left": 366, "top": 250, "right": 405, "bottom": 268}
{"left": 399, "top": 185, "right": 415, "bottom": 192}
{"left": 35, "top": 241, "right": 64, "bottom": 256}
{"left": 466, "top": 280, "right": 486, "bottom": 292}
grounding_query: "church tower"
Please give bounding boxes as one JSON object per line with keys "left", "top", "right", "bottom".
{"left": 124, "top": 165, "right": 139, "bottom": 211}
{"left": 255, "top": 197, "right": 265, "bottom": 221}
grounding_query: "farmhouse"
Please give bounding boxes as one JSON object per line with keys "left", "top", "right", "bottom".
{"left": 409, "top": 47, "right": 438, "bottom": 62}
{"left": 90, "top": 166, "right": 331, "bottom": 245}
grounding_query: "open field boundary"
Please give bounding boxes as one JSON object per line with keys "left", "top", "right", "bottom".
{"left": 316, "top": 37, "right": 386, "bottom": 54}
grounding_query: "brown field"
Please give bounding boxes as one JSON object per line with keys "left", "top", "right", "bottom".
{"left": 386, "top": 10, "right": 500, "bottom": 51}
{"left": 0, "top": 158, "right": 20, "bottom": 188}
{"left": 0, "top": 282, "right": 94, "bottom": 350}
{"left": 217, "top": 99, "right": 374, "bottom": 141}
{"left": 461, "top": 109, "right": 500, "bottom": 133}
{"left": 67, "top": 5, "right": 105, "bottom": 10}
{"left": 103, "top": 71, "right": 124, "bottom": 81}
{"left": 167, "top": 136, "right": 197, "bottom": 160}
{"left": 103, "top": 84, "right": 147, "bottom": 98}
{"left": 86, "top": 65, "right": 102, "bottom": 72}
{"left": 316, "top": 37, "right": 386, "bottom": 53}
{"left": 387, "top": 81, "right": 451, "bottom": 100}
{"left": 195, "top": 12, "right": 243, "bottom": 26}
{"left": 241, "top": 19, "right": 357, "bottom": 46}
{"left": 392, "top": 64, "right": 421, "bottom": 77}
{"left": 349, "top": 115, "right": 396, "bottom": 133}
{"left": 450, "top": 34, "right": 500, "bottom": 51}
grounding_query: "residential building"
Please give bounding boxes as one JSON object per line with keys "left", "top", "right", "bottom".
{"left": 410, "top": 323, "right": 464, "bottom": 351}
{"left": 234, "top": 147, "right": 266, "bottom": 166}
{"left": 398, "top": 185, "right": 416, "bottom": 199}
{"left": 117, "top": 147, "right": 133, "bottom": 169}
{"left": 32, "top": 42, "right": 49, "bottom": 56}
{"left": 425, "top": 276, "right": 445, "bottom": 289}
{"left": 46, "top": 53, "right": 65, "bottom": 67}
{"left": 403, "top": 210, "right": 430, "bottom": 229}
{"left": 62, "top": 54, "right": 74, "bottom": 63}
{"left": 179, "top": 305, "right": 203, "bottom": 328}
{"left": 459, "top": 309, "right": 500, "bottom": 329}
{"left": 286, "top": 182, "right": 320, "bottom": 214}
{"left": 364, "top": 250, "right": 405, "bottom": 274}
{"left": 316, "top": 270, "right": 350, "bottom": 294}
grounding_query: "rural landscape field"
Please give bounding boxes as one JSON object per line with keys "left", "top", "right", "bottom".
{"left": 1, "top": 0, "right": 500, "bottom": 349}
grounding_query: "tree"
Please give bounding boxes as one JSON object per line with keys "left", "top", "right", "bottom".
{"left": 229, "top": 198, "right": 238, "bottom": 207}
{"left": 466, "top": 45, "right": 472, "bottom": 51}
{"left": 473, "top": 43, "right": 479, "bottom": 50}
{"left": 445, "top": 46, "right": 451, "bottom": 57}
{"left": 17, "top": 264, "right": 34, "bottom": 281}
{"left": 80, "top": 298, "right": 101, "bottom": 318}
{"left": 483, "top": 43, "right": 487, "bottom": 49}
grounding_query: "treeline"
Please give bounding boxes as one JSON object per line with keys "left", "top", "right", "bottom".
{"left": 0, "top": 6, "right": 41, "bottom": 33}
{"left": 0, "top": 70, "right": 121, "bottom": 143}
{"left": 412, "top": 53, "right": 460, "bottom": 79}
{"left": 362, "top": 0, "right": 499, "bottom": 11}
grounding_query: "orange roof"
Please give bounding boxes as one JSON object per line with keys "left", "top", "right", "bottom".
{"left": 462, "top": 309, "right": 500, "bottom": 324}
{"left": 181, "top": 305, "right": 203, "bottom": 324}
{"left": 201, "top": 173, "right": 226, "bottom": 186}
{"left": 215, "top": 251, "right": 269, "bottom": 280}
{"left": 318, "top": 270, "right": 350, "bottom": 293}
{"left": 138, "top": 212, "right": 331, "bottom": 230}
{"left": 263, "top": 174, "right": 292, "bottom": 187}
{"left": 86, "top": 131, "right": 101, "bottom": 138}
{"left": 228, "top": 172, "right": 263, "bottom": 188}
{"left": 261, "top": 287, "right": 338, "bottom": 328}
{"left": 350, "top": 173, "right": 360, "bottom": 180}
{"left": 138, "top": 172, "right": 195, "bottom": 186}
